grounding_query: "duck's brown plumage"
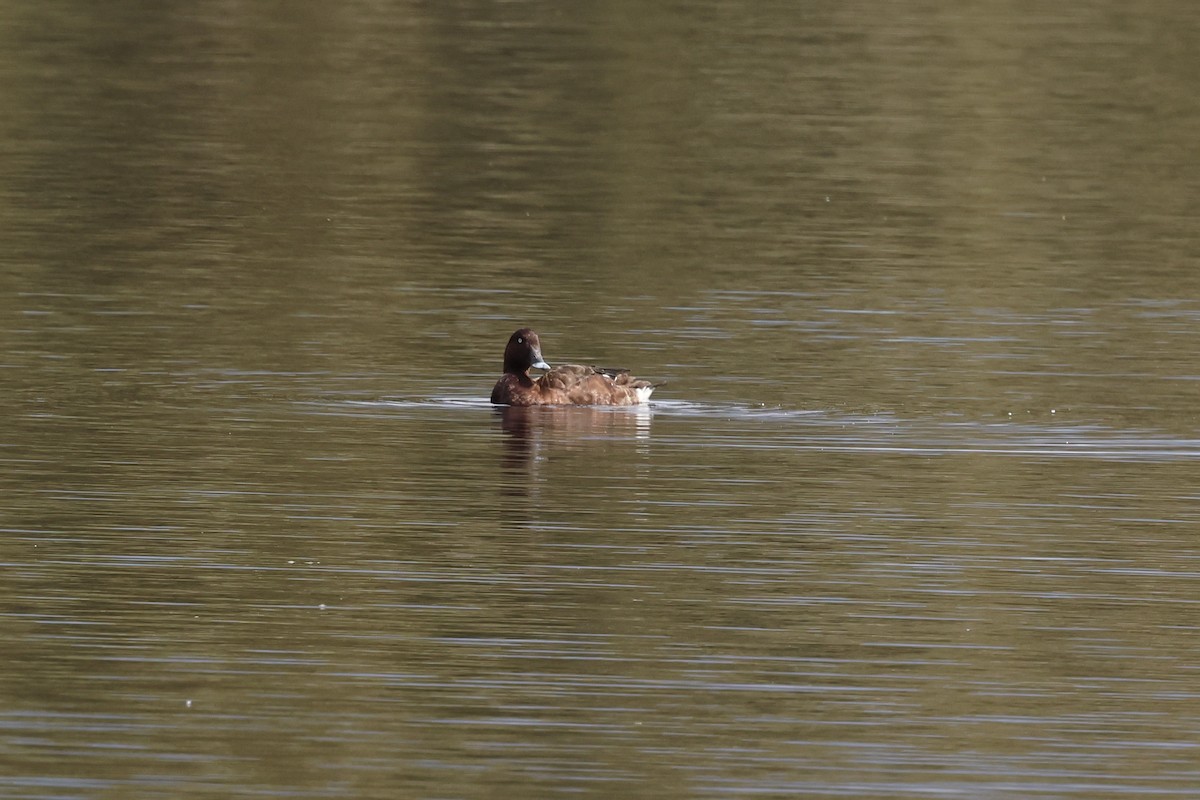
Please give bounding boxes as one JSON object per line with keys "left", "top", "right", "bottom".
{"left": 490, "top": 328, "right": 657, "bottom": 406}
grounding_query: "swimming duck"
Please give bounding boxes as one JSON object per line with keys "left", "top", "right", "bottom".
{"left": 490, "top": 328, "right": 657, "bottom": 406}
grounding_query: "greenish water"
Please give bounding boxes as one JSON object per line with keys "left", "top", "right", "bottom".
{"left": 3, "top": 2, "right": 1200, "bottom": 798}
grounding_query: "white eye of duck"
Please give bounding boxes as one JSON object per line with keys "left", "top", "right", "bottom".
{"left": 517, "top": 337, "right": 524, "bottom": 344}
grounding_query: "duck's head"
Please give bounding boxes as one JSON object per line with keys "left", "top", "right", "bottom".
{"left": 503, "top": 328, "right": 551, "bottom": 374}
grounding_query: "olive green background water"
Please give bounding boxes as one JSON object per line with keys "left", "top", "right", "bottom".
{"left": 3, "top": 3, "right": 1200, "bottom": 798}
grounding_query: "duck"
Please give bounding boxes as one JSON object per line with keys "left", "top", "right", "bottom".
{"left": 490, "top": 328, "right": 657, "bottom": 406}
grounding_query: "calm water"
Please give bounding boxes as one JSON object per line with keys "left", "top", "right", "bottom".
{"left": 4, "top": 2, "right": 1200, "bottom": 798}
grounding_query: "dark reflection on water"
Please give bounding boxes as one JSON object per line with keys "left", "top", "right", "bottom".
{"left": 4, "top": 0, "right": 1200, "bottom": 798}
{"left": 495, "top": 405, "right": 652, "bottom": 484}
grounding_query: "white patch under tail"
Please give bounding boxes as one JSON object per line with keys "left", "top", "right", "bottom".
{"left": 635, "top": 386, "right": 655, "bottom": 403}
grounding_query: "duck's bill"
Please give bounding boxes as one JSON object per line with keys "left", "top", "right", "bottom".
{"left": 532, "top": 359, "right": 551, "bottom": 370}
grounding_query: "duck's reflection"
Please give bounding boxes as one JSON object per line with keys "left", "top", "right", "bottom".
{"left": 496, "top": 405, "right": 652, "bottom": 491}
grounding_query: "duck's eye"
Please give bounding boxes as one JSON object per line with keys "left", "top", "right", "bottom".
{"left": 517, "top": 337, "right": 524, "bottom": 344}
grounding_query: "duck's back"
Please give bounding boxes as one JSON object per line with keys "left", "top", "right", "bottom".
{"left": 539, "top": 364, "right": 653, "bottom": 405}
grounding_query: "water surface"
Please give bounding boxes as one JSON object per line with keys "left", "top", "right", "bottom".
{"left": 3, "top": 2, "right": 1200, "bottom": 798}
